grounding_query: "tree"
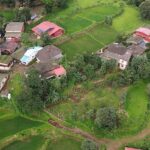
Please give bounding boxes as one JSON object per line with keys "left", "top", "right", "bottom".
{"left": 139, "top": 0, "right": 150, "bottom": 20}
{"left": 42, "top": 0, "right": 68, "bottom": 13}
{"left": 105, "top": 16, "right": 113, "bottom": 25}
{"left": 15, "top": 7, "right": 31, "bottom": 22}
{"left": 81, "top": 139, "right": 99, "bottom": 150}
{"left": 130, "top": 56, "right": 150, "bottom": 80}
{"left": 83, "top": 64, "right": 95, "bottom": 79}
{"left": 95, "top": 107, "right": 117, "bottom": 129}
{"left": 126, "top": 0, "right": 144, "bottom": 6}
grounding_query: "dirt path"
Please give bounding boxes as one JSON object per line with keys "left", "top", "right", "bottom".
{"left": 48, "top": 119, "right": 150, "bottom": 150}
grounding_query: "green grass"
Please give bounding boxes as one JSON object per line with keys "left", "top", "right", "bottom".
{"left": 49, "top": 81, "right": 149, "bottom": 139}
{"left": 125, "top": 81, "right": 149, "bottom": 130}
{"left": 0, "top": 10, "right": 15, "bottom": 24}
{"left": 2, "top": 135, "right": 45, "bottom": 150}
{"left": 0, "top": 116, "right": 42, "bottom": 140}
{"left": 8, "top": 73, "right": 24, "bottom": 98}
{"left": 113, "top": 6, "right": 149, "bottom": 33}
{"left": 59, "top": 24, "right": 118, "bottom": 60}
{"left": 47, "top": 136, "right": 81, "bottom": 150}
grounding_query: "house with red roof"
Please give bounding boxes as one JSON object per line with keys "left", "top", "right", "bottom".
{"left": 125, "top": 147, "right": 142, "bottom": 150}
{"left": 135, "top": 27, "right": 150, "bottom": 42}
{"left": 32, "top": 21, "right": 64, "bottom": 39}
{"left": 51, "top": 65, "right": 66, "bottom": 78}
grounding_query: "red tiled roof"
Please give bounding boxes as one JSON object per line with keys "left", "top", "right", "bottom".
{"left": 32, "top": 21, "right": 64, "bottom": 36}
{"left": 136, "top": 27, "right": 150, "bottom": 36}
{"left": 52, "top": 65, "right": 66, "bottom": 77}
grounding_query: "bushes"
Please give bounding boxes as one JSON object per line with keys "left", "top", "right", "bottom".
{"left": 95, "top": 107, "right": 117, "bottom": 129}
{"left": 81, "top": 139, "right": 99, "bottom": 150}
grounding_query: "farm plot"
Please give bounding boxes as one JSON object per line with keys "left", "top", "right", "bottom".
{"left": 44, "top": 5, "right": 121, "bottom": 34}
{"left": 46, "top": 136, "right": 81, "bottom": 150}
{"left": 2, "top": 135, "right": 45, "bottom": 150}
{"left": 59, "top": 24, "right": 118, "bottom": 60}
{"left": 0, "top": 116, "right": 42, "bottom": 140}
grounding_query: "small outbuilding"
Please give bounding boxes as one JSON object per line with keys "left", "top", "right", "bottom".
{"left": 0, "top": 55, "right": 14, "bottom": 71}
{"left": 0, "top": 74, "right": 9, "bottom": 91}
{"left": 0, "top": 41, "right": 19, "bottom": 55}
{"left": 5, "top": 22, "right": 24, "bottom": 42}
{"left": 20, "top": 46, "right": 43, "bottom": 65}
{"left": 135, "top": 27, "right": 150, "bottom": 42}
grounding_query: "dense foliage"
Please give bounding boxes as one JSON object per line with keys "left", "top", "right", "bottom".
{"left": 139, "top": 0, "right": 150, "bottom": 19}
{"left": 81, "top": 140, "right": 99, "bottom": 150}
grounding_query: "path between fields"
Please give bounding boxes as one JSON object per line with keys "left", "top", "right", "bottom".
{"left": 48, "top": 118, "right": 150, "bottom": 150}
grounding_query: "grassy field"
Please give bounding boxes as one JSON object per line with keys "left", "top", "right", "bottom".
{"left": 59, "top": 24, "right": 118, "bottom": 60}
{"left": 2, "top": 135, "right": 45, "bottom": 150}
{"left": 113, "top": 6, "right": 150, "bottom": 33}
{"left": 47, "top": 136, "right": 81, "bottom": 150}
{"left": 0, "top": 116, "right": 42, "bottom": 140}
{"left": 0, "top": 10, "right": 15, "bottom": 26}
{"left": 48, "top": 81, "right": 150, "bottom": 138}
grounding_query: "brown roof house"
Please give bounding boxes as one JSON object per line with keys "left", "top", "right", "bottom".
{"left": 127, "top": 44, "right": 146, "bottom": 56}
{"left": 33, "top": 62, "right": 66, "bottom": 79}
{"left": 0, "top": 73, "right": 9, "bottom": 91}
{"left": 36, "top": 45, "right": 63, "bottom": 63}
{"left": 97, "top": 43, "right": 132, "bottom": 70}
{"left": 0, "top": 55, "right": 14, "bottom": 72}
{"left": 5, "top": 22, "right": 24, "bottom": 42}
{"left": 0, "top": 41, "right": 19, "bottom": 55}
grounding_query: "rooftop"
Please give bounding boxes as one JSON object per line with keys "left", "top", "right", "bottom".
{"left": 5, "top": 22, "right": 24, "bottom": 32}
{"left": 36, "top": 45, "right": 62, "bottom": 62}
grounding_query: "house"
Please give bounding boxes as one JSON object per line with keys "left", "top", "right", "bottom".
{"left": 135, "top": 27, "right": 150, "bottom": 42}
{"left": 0, "top": 55, "right": 14, "bottom": 71}
{"left": 20, "top": 46, "right": 43, "bottom": 65}
{"left": 33, "top": 62, "right": 66, "bottom": 79}
{"left": 5, "top": 22, "right": 24, "bottom": 42}
{"left": 97, "top": 43, "right": 132, "bottom": 70}
{"left": 125, "top": 147, "right": 142, "bottom": 150}
{"left": 126, "top": 35, "right": 144, "bottom": 45}
{"left": 0, "top": 41, "right": 19, "bottom": 55}
{"left": 36, "top": 45, "right": 63, "bottom": 63}
{"left": 127, "top": 44, "right": 146, "bottom": 56}
{"left": 32, "top": 21, "right": 64, "bottom": 39}
{"left": 0, "top": 74, "right": 9, "bottom": 91}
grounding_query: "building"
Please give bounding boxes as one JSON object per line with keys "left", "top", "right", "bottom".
{"left": 32, "top": 21, "right": 64, "bottom": 39}
{"left": 135, "top": 27, "right": 150, "bottom": 42}
{"left": 125, "top": 147, "right": 142, "bottom": 150}
{"left": 0, "top": 55, "right": 14, "bottom": 71}
{"left": 127, "top": 44, "right": 146, "bottom": 56}
{"left": 36, "top": 45, "right": 63, "bottom": 63}
{"left": 5, "top": 22, "right": 24, "bottom": 42}
{"left": 0, "top": 74, "right": 9, "bottom": 91}
{"left": 126, "top": 35, "right": 144, "bottom": 45}
{"left": 20, "top": 46, "right": 43, "bottom": 65}
{"left": 33, "top": 62, "right": 66, "bottom": 79}
{"left": 0, "top": 41, "right": 19, "bottom": 55}
{"left": 97, "top": 43, "right": 132, "bottom": 70}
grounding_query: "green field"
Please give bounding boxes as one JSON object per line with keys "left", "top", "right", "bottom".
{"left": 59, "top": 24, "right": 118, "bottom": 60}
{"left": 2, "top": 135, "right": 45, "bottom": 150}
{"left": 0, "top": 116, "right": 42, "bottom": 140}
{"left": 47, "top": 136, "right": 82, "bottom": 150}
